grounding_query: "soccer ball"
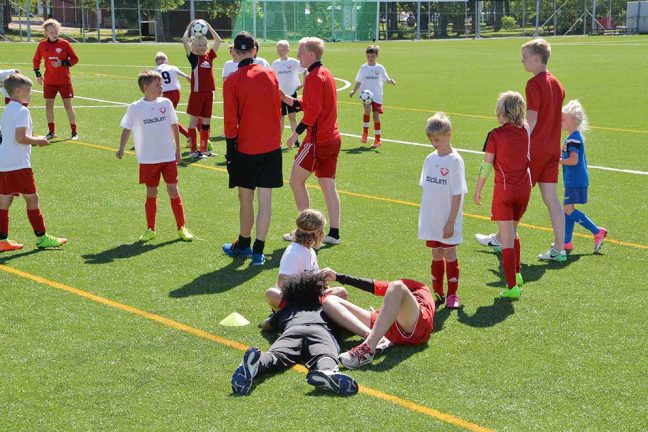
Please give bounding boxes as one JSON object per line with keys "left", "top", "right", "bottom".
{"left": 192, "top": 20, "right": 209, "bottom": 37}
{"left": 359, "top": 89, "right": 374, "bottom": 105}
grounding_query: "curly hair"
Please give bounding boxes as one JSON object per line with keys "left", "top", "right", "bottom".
{"left": 281, "top": 273, "right": 327, "bottom": 310}
{"left": 291, "top": 209, "right": 326, "bottom": 249}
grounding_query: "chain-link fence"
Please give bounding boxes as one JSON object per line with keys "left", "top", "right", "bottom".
{"left": 0, "top": 0, "right": 637, "bottom": 42}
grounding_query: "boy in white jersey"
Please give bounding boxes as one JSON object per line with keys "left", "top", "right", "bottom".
{"left": 221, "top": 45, "right": 240, "bottom": 81}
{"left": 418, "top": 113, "right": 467, "bottom": 309}
{"left": 154, "top": 52, "right": 190, "bottom": 140}
{"left": 349, "top": 45, "right": 396, "bottom": 148}
{"left": 253, "top": 40, "right": 271, "bottom": 68}
{"left": 116, "top": 71, "right": 194, "bottom": 243}
{"left": 0, "top": 73, "right": 67, "bottom": 251}
{"left": 271, "top": 40, "right": 306, "bottom": 146}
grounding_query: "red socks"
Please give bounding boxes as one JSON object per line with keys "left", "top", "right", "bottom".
{"left": 431, "top": 260, "right": 445, "bottom": 297}
{"left": 514, "top": 237, "right": 521, "bottom": 273}
{"left": 145, "top": 197, "right": 157, "bottom": 230}
{"left": 71, "top": 123, "right": 77, "bottom": 134}
{"left": 446, "top": 260, "right": 459, "bottom": 296}
{"left": 502, "top": 248, "right": 517, "bottom": 289}
{"left": 373, "top": 280, "right": 389, "bottom": 297}
{"left": 48, "top": 122, "right": 55, "bottom": 134}
{"left": 0, "top": 209, "right": 8, "bottom": 238}
{"left": 199, "top": 128, "right": 210, "bottom": 153}
{"left": 170, "top": 197, "right": 185, "bottom": 230}
{"left": 188, "top": 128, "right": 197, "bottom": 152}
{"left": 374, "top": 121, "right": 381, "bottom": 139}
{"left": 27, "top": 208, "right": 46, "bottom": 235}
{"left": 362, "top": 114, "right": 370, "bottom": 133}
{"left": 178, "top": 123, "right": 189, "bottom": 138}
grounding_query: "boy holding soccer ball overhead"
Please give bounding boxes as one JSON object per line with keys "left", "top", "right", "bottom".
{"left": 349, "top": 45, "right": 395, "bottom": 148}
{"left": 181, "top": 19, "right": 222, "bottom": 159}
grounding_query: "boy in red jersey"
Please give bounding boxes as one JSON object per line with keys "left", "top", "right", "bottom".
{"left": 319, "top": 268, "right": 435, "bottom": 369}
{"left": 181, "top": 20, "right": 222, "bottom": 159}
{"left": 32, "top": 19, "right": 79, "bottom": 141}
{"left": 474, "top": 92, "right": 532, "bottom": 299}
{"left": 1, "top": 73, "right": 67, "bottom": 251}
{"left": 282, "top": 37, "right": 342, "bottom": 245}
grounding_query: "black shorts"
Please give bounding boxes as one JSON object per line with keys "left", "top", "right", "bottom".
{"left": 227, "top": 147, "right": 283, "bottom": 190}
{"left": 281, "top": 92, "right": 298, "bottom": 116}
{"left": 265, "top": 324, "right": 339, "bottom": 370}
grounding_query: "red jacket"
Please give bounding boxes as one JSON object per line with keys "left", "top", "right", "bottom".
{"left": 223, "top": 60, "right": 282, "bottom": 155}
{"left": 299, "top": 62, "right": 340, "bottom": 145}
{"left": 33, "top": 38, "right": 78, "bottom": 85}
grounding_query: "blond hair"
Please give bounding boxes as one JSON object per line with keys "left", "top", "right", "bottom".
{"left": 426, "top": 112, "right": 452, "bottom": 136}
{"left": 522, "top": 38, "right": 551, "bottom": 64}
{"left": 154, "top": 51, "right": 168, "bottom": 64}
{"left": 298, "top": 37, "right": 325, "bottom": 59}
{"left": 562, "top": 99, "right": 589, "bottom": 132}
{"left": 4, "top": 73, "right": 33, "bottom": 97}
{"left": 291, "top": 209, "right": 326, "bottom": 249}
{"left": 192, "top": 35, "right": 208, "bottom": 47}
{"left": 137, "top": 70, "right": 162, "bottom": 92}
{"left": 496, "top": 91, "right": 526, "bottom": 127}
{"left": 276, "top": 40, "right": 290, "bottom": 49}
{"left": 43, "top": 18, "right": 61, "bottom": 31}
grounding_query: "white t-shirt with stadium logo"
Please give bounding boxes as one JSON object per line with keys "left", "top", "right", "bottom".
{"left": 155, "top": 63, "right": 182, "bottom": 92}
{"left": 120, "top": 97, "right": 178, "bottom": 164}
{"left": 418, "top": 150, "right": 468, "bottom": 244}
{"left": 0, "top": 101, "right": 32, "bottom": 172}
{"left": 271, "top": 57, "right": 305, "bottom": 95}
{"left": 279, "top": 242, "right": 319, "bottom": 276}
{"left": 354, "top": 63, "right": 391, "bottom": 104}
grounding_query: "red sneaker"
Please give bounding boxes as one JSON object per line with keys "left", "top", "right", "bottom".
{"left": 361, "top": 131, "right": 368, "bottom": 144}
{"left": 0, "top": 240, "right": 24, "bottom": 252}
{"left": 371, "top": 137, "right": 381, "bottom": 148}
{"left": 593, "top": 227, "right": 607, "bottom": 252}
{"left": 339, "top": 342, "right": 374, "bottom": 369}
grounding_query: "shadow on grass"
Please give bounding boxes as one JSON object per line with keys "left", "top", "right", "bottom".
{"left": 457, "top": 297, "right": 516, "bottom": 328}
{"left": 228, "top": 367, "right": 290, "bottom": 397}
{"left": 340, "top": 145, "right": 378, "bottom": 155}
{"left": 0, "top": 247, "right": 46, "bottom": 264}
{"left": 82, "top": 239, "right": 180, "bottom": 264}
{"left": 169, "top": 247, "right": 286, "bottom": 298}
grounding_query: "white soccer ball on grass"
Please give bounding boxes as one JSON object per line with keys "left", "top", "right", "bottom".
{"left": 359, "top": 89, "right": 374, "bottom": 105}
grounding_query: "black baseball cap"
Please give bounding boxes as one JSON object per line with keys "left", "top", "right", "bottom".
{"left": 233, "top": 32, "right": 255, "bottom": 51}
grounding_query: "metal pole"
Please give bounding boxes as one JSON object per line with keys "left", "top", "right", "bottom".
{"left": 263, "top": 0, "right": 267, "bottom": 41}
{"left": 583, "top": 0, "right": 586, "bottom": 34}
{"left": 416, "top": 1, "right": 421, "bottom": 40}
{"left": 110, "top": 0, "right": 116, "bottom": 42}
{"left": 553, "top": 0, "right": 557, "bottom": 35}
{"left": 331, "top": 3, "right": 335, "bottom": 41}
{"left": 534, "top": 0, "right": 540, "bottom": 36}
{"left": 375, "top": 0, "right": 379, "bottom": 41}
{"left": 253, "top": 0, "right": 257, "bottom": 36}
{"left": 190, "top": 0, "right": 195, "bottom": 21}
{"left": 96, "top": 0, "right": 101, "bottom": 43}
{"left": 137, "top": 0, "right": 142, "bottom": 42}
{"left": 592, "top": 0, "right": 596, "bottom": 32}
{"left": 26, "top": 0, "right": 31, "bottom": 42}
{"left": 475, "top": 0, "right": 481, "bottom": 38}
{"left": 19, "top": 7, "right": 23, "bottom": 41}
{"left": 522, "top": 0, "right": 526, "bottom": 36}
{"left": 81, "top": 1, "right": 85, "bottom": 42}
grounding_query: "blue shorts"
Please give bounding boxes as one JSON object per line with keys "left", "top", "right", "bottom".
{"left": 563, "top": 186, "right": 588, "bottom": 205}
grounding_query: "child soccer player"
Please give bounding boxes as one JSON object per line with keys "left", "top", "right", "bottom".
{"left": 221, "top": 45, "right": 240, "bottom": 82}
{"left": 0, "top": 73, "right": 67, "bottom": 251}
{"left": 272, "top": 40, "right": 306, "bottom": 143}
{"left": 1, "top": 69, "right": 21, "bottom": 105}
{"left": 116, "top": 71, "right": 194, "bottom": 243}
{"left": 154, "top": 52, "right": 191, "bottom": 140}
{"left": 418, "top": 113, "right": 467, "bottom": 309}
{"left": 561, "top": 100, "right": 607, "bottom": 252}
{"left": 252, "top": 40, "right": 271, "bottom": 68}
{"left": 473, "top": 92, "right": 532, "bottom": 299}
{"left": 349, "top": 45, "right": 395, "bottom": 148}
{"left": 32, "top": 19, "right": 79, "bottom": 141}
{"left": 320, "top": 268, "right": 435, "bottom": 369}
{"left": 181, "top": 20, "right": 222, "bottom": 159}
{"left": 231, "top": 273, "right": 358, "bottom": 396}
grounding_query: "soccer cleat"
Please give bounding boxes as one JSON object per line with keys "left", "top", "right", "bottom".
{"left": 138, "top": 228, "right": 157, "bottom": 242}
{"left": 538, "top": 247, "right": 567, "bottom": 262}
{"left": 446, "top": 294, "right": 462, "bottom": 309}
{"left": 432, "top": 292, "right": 446, "bottom": 307}
{"left": 178, "top": 226, "right": 195, "bottom": 242}
{"left": 360, "top": 131, "right": 368, "bottom": 144}
{"left": 500, "top": 285, "right": 521, "bottom": 299}
{"left": 36, "top": 233, "right": 67, "bottom": 249}
{"left": 516, "top": 272, "right": 524, "bottom": 288}
{"left": 45, "top": 132, "right": 57, "bottom": 140}
{"left": 374, "top": 337, "right": 393, "bottom": 356}
{"left": 190, "top": 151, "right": 206, "bottom": 159}
{"left": 322, "top": 235, "right": 341, "bottom": 245}
{"left": 251, "top": 252, "right": 265, "bottom": 266}
{"left": 70, "top": 133, "right": 79, "bottom": 141}
{"left": 306, "top": 370, "right": 358, "bottom": 396}
{"left": 371, "top": 138, "right": 381, "bottom": 148}
{"left": 282, "top": 232, "right": 294, "bottom": 242}
{"left": 223, "top": 241, "right": 253, "bottom": 258}
{"left": 0, "top": 239, "right": 24, "bottom": 252}
{"left": 339, "top": 342, "right": 374, "bottom": 370}
{"left": 564, "top": 241, "right": 574, "bottom": 251}
{"left": 231, "top": 347, "right": 261, "bottom": 396}
{"left": 593, "top": 227, "right": 607, "bottom": 253}
{"left": 475, "top": 233, "right": 502, "bottom": 252}
{"left": 203, "top": 151, "right": 214, "bottom": 158}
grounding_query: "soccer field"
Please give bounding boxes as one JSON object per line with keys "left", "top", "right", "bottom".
{"left": 1, "top": 36, "right": 647, "bottom": 431}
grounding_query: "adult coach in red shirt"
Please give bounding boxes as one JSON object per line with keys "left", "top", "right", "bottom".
{"left": 222, "top": 32, "right": 283, "bottom": 266}
{"left": 283, "top": 37, "right": 342, "bottom": 245}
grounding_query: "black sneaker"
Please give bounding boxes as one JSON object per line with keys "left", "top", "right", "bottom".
{"left": 306, "top": 370, "right": 358, "bottom": 396}
{"left": 45, "top": 133, "right": 57, "bottom": 140}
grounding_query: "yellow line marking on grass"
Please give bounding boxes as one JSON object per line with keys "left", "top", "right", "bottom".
{"left": 0, "top": 264, "right": 494, "bottom": 432}
{"left": 70, "top": 139, "right": 648, "bottom": 251}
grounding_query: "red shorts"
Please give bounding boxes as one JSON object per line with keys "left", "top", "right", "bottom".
{"left": 163, "top": 90, "right": 181, "bottom": 108}
{"left": 491, "top": 184, "right": 531, "bottom": 222}
{"left": 0, "top": 168, "right": 37, "bottom": 196}
{"left": 530, "top": 152, "right": 560, "bottom": 185}
{"left": 294, "top": 138, "right": 341, "bottom": 179}
{"left": 139, "top": 162, "right": 178, "bottom": 187}
{"left": 426, "top": 240, "right": 458, "bottom": 248}
{"left": 43, "top": 83, "right": 74, "bottom": 99}
{"left": 371, "top": 102, "right": 384, "bottom": 114}
{"left": 370, "top": 280, "right": 435, "bottom": 346}
{"left": 187, "top": 91, "right": 213, "bottom": 118}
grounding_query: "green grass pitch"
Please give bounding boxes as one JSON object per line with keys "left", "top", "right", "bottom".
{"left": 1, "top": 36, "right": 647, "bottom": 431}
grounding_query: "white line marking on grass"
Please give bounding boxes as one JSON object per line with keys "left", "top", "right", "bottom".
{"left": 30, "top": 105, "right": 123, "bottom": 109}
{"left": 335, "top": 77, "right": 352, "bottom": 92}
{"left": 0, "top": 61, "right": 223, "bottom": 70}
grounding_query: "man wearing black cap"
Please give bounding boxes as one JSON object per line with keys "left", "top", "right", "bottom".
{"left": 222, "top": 31, "right": 283, "bottom": 266}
